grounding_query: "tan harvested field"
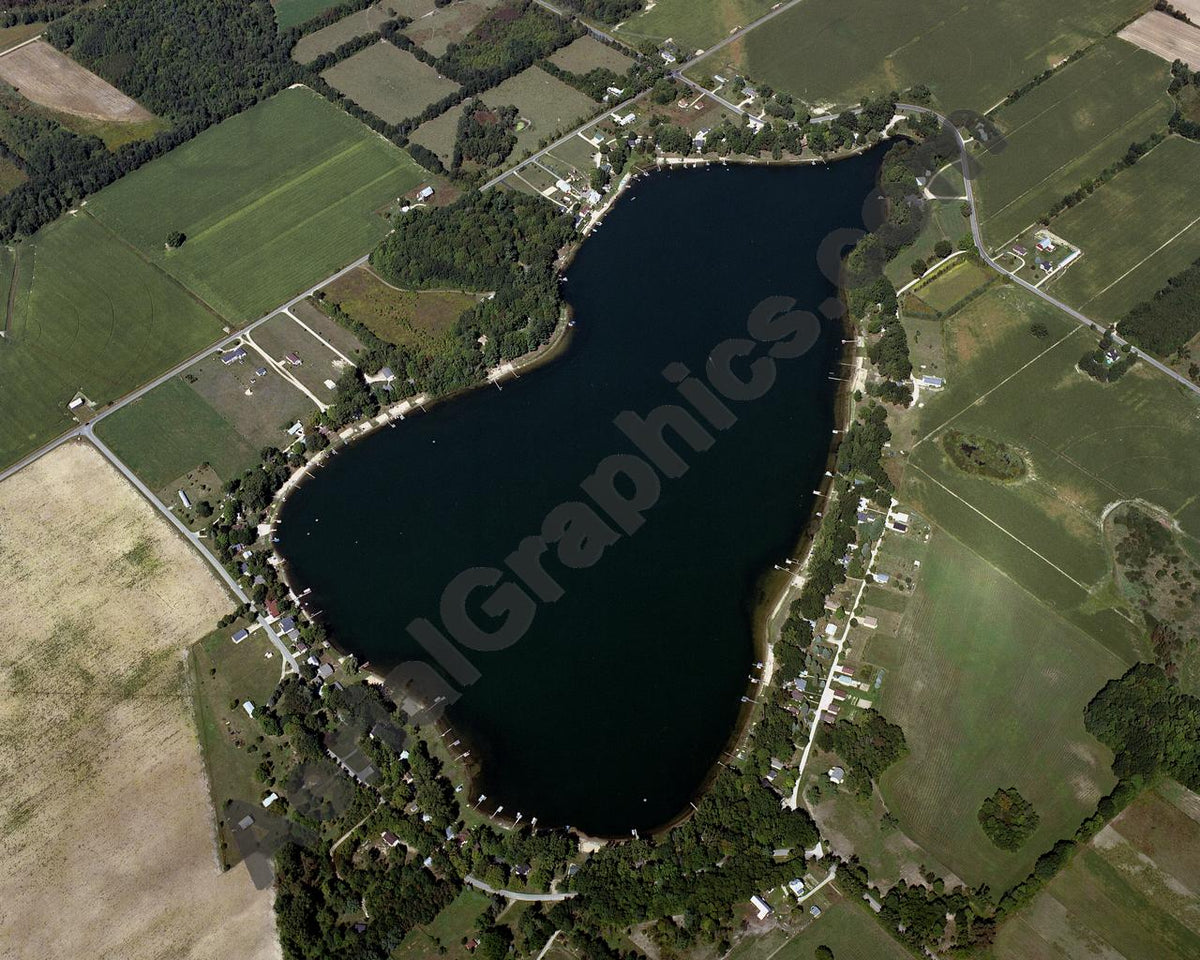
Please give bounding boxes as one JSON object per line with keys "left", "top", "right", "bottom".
{"left": 0, "top": 443, "right": 280, "bottom": 960}
{"left": 0, "top": 39, "right": 156, "bottom": 123}
{"left": 1120, "top": 11, "right": 1200, "bottom": 68}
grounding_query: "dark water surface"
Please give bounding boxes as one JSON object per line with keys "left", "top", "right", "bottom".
{"left": 277, "top": 153, "right": 885, "bottom": 834}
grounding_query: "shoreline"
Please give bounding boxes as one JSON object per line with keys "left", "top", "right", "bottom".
{"left": 267, "top": 142, "right": 887, "bottom": 846}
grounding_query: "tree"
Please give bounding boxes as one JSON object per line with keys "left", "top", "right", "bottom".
{"left": 1029, "top": 321, "right": 1049, "bottom": 339}
{"left": 910, "top": 258, "right": 926, "bottom": 277}
{"left": 166, "top": 230, "right": 186, "bottom": 248}
{"left": 814, "top": 947, "right": 835, "bottom": 960}
{"left": 933, "top": 239, "right": 952, "bottom": 259}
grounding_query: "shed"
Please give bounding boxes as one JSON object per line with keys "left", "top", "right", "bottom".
{"left": 242, "top": 700, "right": 255, "bottom": 717}
{"left": 231, "top": 628, "right": 250, "bottom": 644}
{"left": 317, "top": 663, "right": 334, "bottom": 680}
{"left": 872, "top": 572, "right": 890, "bottom": 584}
{"left": 262, "top": 792, "right": 278, "bottom": 807}
{"left": 809, "top": 905, "right": 822, "bottom": 918}
{"left": 416, "top": 185, "right": 435, "bottom": 201}
{"left": 859, "top": 615, "right": 879, "bottom": 629}
{"left": 285, "top": 352, "right": 302, "bottom": 366}
{"left": 178, "top": 489, "right": 192, "bottom": 509}
{"left": 238, "top": 815, "right": 255, "bottom": 829}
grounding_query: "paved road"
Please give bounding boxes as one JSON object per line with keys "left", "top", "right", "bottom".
{"left": 0, "top": 252, "right": 371, "bottom": 485}
{"left": 465, "top": 874, "right": 577, "bottom": 902}
{"left": 900, "top": 102, "right": 1200, "bottom": 399}
{"left": 85, "top": 426, "right": 301, "bottom": 673}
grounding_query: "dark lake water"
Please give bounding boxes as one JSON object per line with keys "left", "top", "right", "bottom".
{"left": 277, "top": 153, "right": 885, "bottom": 835}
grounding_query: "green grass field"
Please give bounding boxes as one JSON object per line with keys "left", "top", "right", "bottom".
{"left": 250, "top": 312, "right": 347, "bottom": 402}
{"left": 548, "top": 36, "right": 633, "bottom": 74}
{"left": 393, "top": 888, "right": 491, "bottom": 960}
{"left": 912, "top": 258, "right": 993, "bottom": 313}
{"left": 322, "top": 41, "right": 459, "bottom": 125}
{"left": 292, "top": 7, "right": 387, "bottom": 63}
{"left": 898, "top": 282, "right": 1200, "bottom": 659}
{"left": 185, "top": 352, "right": 315, "bottom": 449}
{"left": 410, "top": 106, "right": 463, "bottom": 166}
{"left": 188, "top": 624, "right": 287, "bottom": 868}
{"left": 975, "top": 38, "right": 1174, "bottom": 247}
{"left": 885, "top": 199, "right": 970, "bottom": 289}
{"left": 323, "top": 266, "right": 478, "bottom": 349}
{"left": 1047, "top": 136, "right": 1200, "bottom": 323}
{"left": 274, "top": 0, "right": 347, "bottom": 29}
{"left": 0, "top": 156, "right": 26, "bottom": 195}
{"left": 93, "top": 376, "right": 260, "bottom": 491}
{"left": 874, "top": 533, "right": 1123, "bottom": 891}
{"left": 616, "top": 0, "right": 778, "bottom": 54}
{"left": 0, "top": 214, "right": 225, "bottom": 469}
{"left": 725, "top": 0, "right": 1146, "bottom": 114}
{"left": 993, "top": 784, "right": 1200, "bottom": 959}
{"left": 87, "top": 87, "right": 430, "bottom": 322}
{"left": 482, "top": 66, "right": 599, "bottom": 159}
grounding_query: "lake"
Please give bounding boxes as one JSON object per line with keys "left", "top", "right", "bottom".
{"left": 277, "top": 151, "right": 886, "bottom": 835}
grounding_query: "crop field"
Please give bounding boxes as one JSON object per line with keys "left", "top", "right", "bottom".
{"left": 0, "top": 39, "right": 157, "bottom": 123}
{"left": 402, "top": 0, "right": 499, "bottom": 57}
{"left": 1120, "top": 10, "right": 1200, "bottom": 69}
{"left": 94, "top": 377, "right": 261, "bottom": 492}
{"left": 87, "top": 87, "right": 430, "bottom": 322}
{"left": 274, "top": 0, "right": 347, "bottom": 29}
{"left": 1047, "top": 137, "right": 1200, "bottom": 323}
{"left": 410, "top": 104, "right": 463, "bottom": 165}
{"left": 323, "top": 265, "right": 479, "bottom": 348}
{"left": 483, "top": 66, "right": 599, "bottom": 158}
{"left": 0, "top": 443, "right": 279, "bottom": 960}
{"left": 322, "top": 40, "right": 459, "bottom": 124}
{"left": 0, "top": 212, "right": 225, "bottom": 470}
{"left": 993, "top": 783, "right": 1200, "bottom": 959}
{"left": 722, "top": 0, "right": 1146, "bottom": 114}
{"left": 549, "top": 35, "right": 633, "bottom": 74}
{"left": 898, "top": 282, "right": 1200, "bottom": 655}
{"left": 873, "top": 534, "right": 1123, "bottom": 891}
{"left": 975, "top": 39, "right": 1174, "bottom": 247}
{"left": 292, "top": 5, "right": 392, "bottom": 63}
{"left": 616, "top": 0, "right": 778, "bottom": 54}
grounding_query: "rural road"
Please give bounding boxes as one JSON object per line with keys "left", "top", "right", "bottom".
{"left": 898, "top": 102, "right": 1200, "bottom": 398}
{"left": 464, "top": 874, "right": 577, "bottom": 901}
{"left": 84, "top": 427, "right": 301, "bottom": 672}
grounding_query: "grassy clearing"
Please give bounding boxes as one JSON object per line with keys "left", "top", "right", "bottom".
{"left": 403, "top": 0, "right": 499, "bottom": 57}
{"left": 912, "top": 258, "right": 993, "bottom": 313}
{"left": 549, "top": 35, "right": 633, "bottom": 74}
{"left": 0, "top": 155, "right": 25, "bottom": 194}
{"left": 410, "top": 105, "right": 463, "bottom": 166}
{"left": 87, "top": 86, "right": 430, "bottom": 322}
{"left": 291, "top": 297, "right": 367, "bottom": 360}
{"left": 0, "top": 212, "right": 224, "bottom": 470}
{"left": 975, "top": 38, "right": 1174, "bottom": 247}
{"left": 899, "top": 282, "right": 1200, "bottom": 658}
{"left": 874, "top": 534, "right": 1122, "bottom": 891}
{"left": 993, "top": 784, "right": 1200, "bottom": 959}
{"left": 885, "top": 199, "right": 969, "bottom": 289}
{"left": 393, "top": 888, "right": 491, "bottom": 960}
{"left": 250, "top": 311, "right": 350, "bottom": 402}
{"left": 0, "top": 442, "right": 277, "bottom": 960}
{"left": 1048, "top": 136, "right": 1200, "bottom": 323}
{"left": 94, "top": 376, "right": 260, "bottom": 491}
{"left": 322, "top": 40, "right": 459, "bottom": 124}
{"left": 274, "top": 0, "right": 347, "bottom": 29}
{"left": 323, "top": 265, "right": 479, "bottom": 349}
{"left": 185, "top": 352, "right": 316, "bottom": 450}
{"left": 0, "top": 21, "right": 46, "bottom": 52}
{"left": 482, "top": 66, "right": 598, "bottom": 159}
{"left": 617, "top": 0, "right": 778, "bottom": 54}
{"left": 727, "top": 0, "right": 1146, "bottom": 114}
{"left": 188, "top": 624, "right": 287, "bottom": 868}
{"left": 292, "top": 6, "right": 390, "bottom": 63}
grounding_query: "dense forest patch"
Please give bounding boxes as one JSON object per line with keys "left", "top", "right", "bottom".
{"left": 978, "top": 787, "right": 1040, "bottom": 850}
{"left": 941, "top": 429, "right": 1026, "bottom": 481}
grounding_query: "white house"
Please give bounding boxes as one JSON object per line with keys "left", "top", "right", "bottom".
{"left": 750, "top": 895, "right": 772, "bottom": 919}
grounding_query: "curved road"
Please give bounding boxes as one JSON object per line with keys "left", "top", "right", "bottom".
{"left": 464, "top": 874, "right": 577, "bottom": 902}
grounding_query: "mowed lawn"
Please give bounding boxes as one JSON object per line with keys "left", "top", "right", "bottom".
{"left": 731, "top": 0, "right": 1147, "bottom": 113}
{"left": 93, "top": 376, "right": 260, "bottom": 491}
{"left": 87, "top": 87, "right": 431, "bottom": 322}
{"left": 899, "top": 283, "right": 1200, "bottom": 659}
{"left": 1048, "top": 136, "right": 1200, "bottom": 323}
{"left": 0, "top": 214, "right": 224, "bottom": 469}
{"left": 874, "top": 534, "right": 1123, "bottom": 891}
{"left": 616, "top": 0, "right": 779, "bottom": 53}
{"left": 975, "top": 38, "right": 1174, "bottom": 246}
{"left": 762, "top": 896, "right": 912, "bottom": 960}
{"left": 993, "top": 784, "right": 1200, "bottom": 959}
